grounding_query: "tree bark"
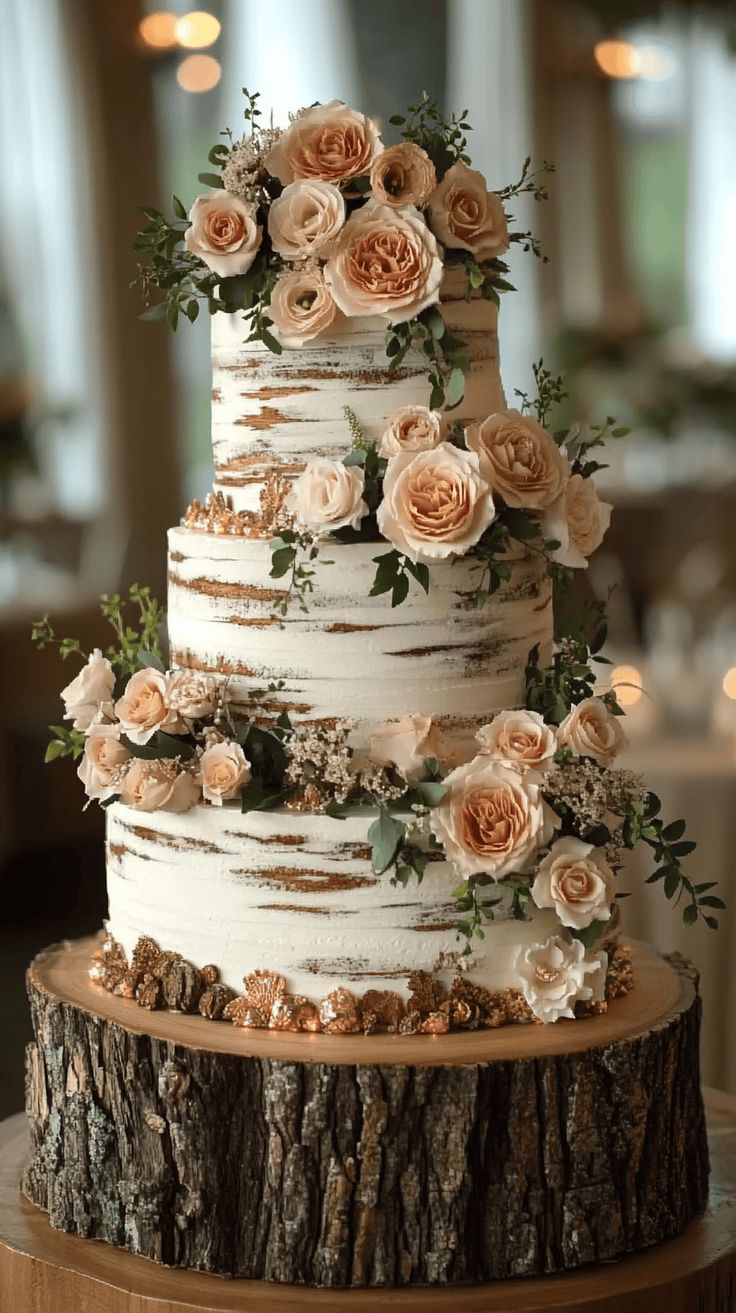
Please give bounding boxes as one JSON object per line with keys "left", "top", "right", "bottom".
{"left": 23, "top": 940, "right": 709, "bottom": 1288}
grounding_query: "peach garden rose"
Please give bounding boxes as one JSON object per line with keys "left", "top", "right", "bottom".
{"left": 376, "top": 442, "right": 495, "bottom": 562}
{"left": 541, "top": 474, "right": 612, "bottom": 570}
{"left": 324, "top": 200, "right": 443, "bottom": 322}
{"left": 475, "top": 709, "right": 557, "bottom": 772}
{"left": 77, "top": 723, "right": 131, "bottom": 803}
{"left": 267, "top": 179, "right": 345, "bottom": 260}
{"left": 287, "top": 458, "right": 367, "bottom": 534}
{"left": 367, "top": 714, "right": 438, "bottom": 784}
{"left": 200, "top": 740, "right": 251, "bottom": 805}
{"left": 268, "top": 268, "right": 337, "bottom": 347}
{"left": 120, "top": 758, "right": 201, "bottom": 813}
{"left": 557, "top": 697, "right": 627, "bottom": 765}
{"left": 531, "top": 837, "right": 615, "bottom": 930}
{"left": 265, "top": 101, "right": 381, "bottom": 185}
{"left": 185, "top": 192, "right": 262, "bottom": 278}
{"left": 114, "top": 668, "right": 186, "bottom": 746}
{"left": 165, "top": 671, "right": 217, "bottom": 721}
{"left": 432, "top": 757, "right": 558, "bottom": 879}
{"left": 379, "top": 405, "right": 442, "bottom": 459}
{"left": 370, "top": 143, "right": 436, "bottom": 207}
{"left": 427, "top": 161, "right": 509, "bottom": 261}
{"left": 60, "top": 648, "right": 115, "bottom": 731}
{"left": 465, "top": 409, "right": 570, "bottom": 510}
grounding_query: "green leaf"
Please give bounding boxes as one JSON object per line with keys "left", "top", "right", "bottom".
{"left": 270, "top": 546, "right": 295, "bottom": 579}
{"left": 413, "top": 780, "right": 448, "bottom": 807}
{"left": 121, "top": 731, "right": 195, "bottom": 761}
{"left": 662, "top": 818, "right": 686, "bottom": 841}
{"left": 391, "top": 571, "right": 410, "bottom": 607}
{"left": 683, "top": 904, "right": 699, "bottom": 927}
{"left": 138, "top": 648, "right": 165, "bottom": 673}
{"left": 445, "top": 366, "right": 466, "bottom": 409}
{"left": 259, "top": 328, "right": 283, "bottom": 355}
{"left": 172, "top": 194, "right": 188, "bottom": 220}
{"left": 367, "top": 809, "right": 406, "bottom": 874}
{"left": 664, "top": 869, "right": 680, "bottom": 900}
{"left": 197, "top": 171, "right": 224, "bottom": 189}
{"left": 44, "top": 740, "right": 67, "bottom": 763}
{"left": 425, "top": 306, "right": 445, "bottom": 341}
{"left": 240, "top": 778, "right": 294, "bottom": 812}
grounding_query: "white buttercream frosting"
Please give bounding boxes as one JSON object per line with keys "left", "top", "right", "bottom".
{"left": 106, "top": 801, "right": 563, "bottom": 998}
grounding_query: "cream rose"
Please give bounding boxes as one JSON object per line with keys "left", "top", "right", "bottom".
{"left": 427, "top": 161, "right": 509, "bottom": 261}
{"left": 268, "top": 268, "right": 337, "bottom": 347}
{"left": 120, "top": 759, "right": 200, "bottom": 813}
{"left": 370, "top": 143, "right": 437, "bottom": 207}
{"left": 184, "top": 192, "right": 262, "bottom": 278}
{"left": 558, "top": 697, "right": 627, "bottom": 765}
{"left": 324, "top": 200, "right": 442, "bottom": 322}
{"left": 475, "top": 709, "right": 556, "bottom": 772}
{"left": 531, "top": 837, "right": 615, "bottom": 930}
{"left": 513, "top": 935, "right": 607, "bottom": 1023}
{"left": 367, "top": 714, "right": 441, "bottom": 784}
{"left": 379, "top": 405, "right": 442, "bottom": 459}
{"left": 541, "top": 475, "right": 612, "bottom": 570}
{"left": 465, "top": 409, "right": 570, "bottom": 510}
{"left": 77, "top": 724, "right": 131, "bottom": 803}
{"left": 165, "top": 671, "right": 217, "bottom": 721}
{"left": 287, "top": 458, "right": 367, "bottom": 534}
{"left": 268, "top": 179, "right": 345, "bottom": 260}
{"left": 200, "top": 740, "right": 251, "bottom": 805}
{"left": 265, "top": 101, "right": 381, "bottom": 185}
{"left": 432, "top": 757, "right": 557, "bottom": 879}
{"left": 61, "top": 649, "right": 115, "bottom": 732}
{"left": 114, "top": 668, "right": 186, "bottom": 746}
{"left": 377, "top": 442, "right": 495, "bottom": 563}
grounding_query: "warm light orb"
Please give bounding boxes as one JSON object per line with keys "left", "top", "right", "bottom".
{"left": 175, "top": 11, "right": 221, "bottom": 49}
{"left": 138, "top": 11, "right": 178, "bottom": 50}
{"left": 722, "top": 668, "right": 736, "bottom": 701}
{"left": 611, "top": 665, "right": 644, "bottom": 707}
{"left": 594, "top": 39, "right": 642, "bottom": 79}
{"left": 176, "top": 54, "right": 222, "bottom": 93}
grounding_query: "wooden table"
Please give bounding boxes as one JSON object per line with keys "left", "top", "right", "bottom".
{"left": 2, "top": 1089, "right": 736, "bottom": 1312}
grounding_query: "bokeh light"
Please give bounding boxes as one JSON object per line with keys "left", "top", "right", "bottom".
{"left": 175, "top": 11, "right": 221, "bottom": 49}
{"left": 138, "top": 11, "right": 178, "bottom": 50}
{"left": 594, "top": 39, "right": 641, "bottom": 80}
{"left": 176, "top": 54, "right": 222, "bottom": 92}
{"left": 722, "top": 668, "right": 736, "bottom": 701}
{"left": 611, "top": 665, "right": 644, "bottom": 707}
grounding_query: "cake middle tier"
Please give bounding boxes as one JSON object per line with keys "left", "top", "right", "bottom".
{"left": 167, "top": 526, "right": 553, "bottom": 743}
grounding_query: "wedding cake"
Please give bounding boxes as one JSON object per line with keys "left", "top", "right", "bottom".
{"left": 23, "top": 94, "right": 714, "bottom": 1288}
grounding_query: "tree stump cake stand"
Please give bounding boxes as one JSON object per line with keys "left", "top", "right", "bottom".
{"left": 1, "top": 937, "right": 730, "bottom": 1310}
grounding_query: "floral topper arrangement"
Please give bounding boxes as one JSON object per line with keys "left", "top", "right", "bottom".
{"left": 134, "top": 90, "right": 551, "bottom": 410}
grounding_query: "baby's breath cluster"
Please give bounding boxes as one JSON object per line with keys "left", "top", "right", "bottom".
{"left": 285, "top": 720, "right": 357, "bottom": 807}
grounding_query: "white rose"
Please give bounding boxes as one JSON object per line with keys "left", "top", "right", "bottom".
{"left": 184, "top": 192, "right": 262, "bottom": 278}
{"left": 541, "top": 475, "right": 613, "bottom": 570}
{"left": 513, "top": 935, "right": 607, "bottom": 1023}
{"left": 268, "top": 179, "right": 345, "bottom": 260}
{"left": 200, "top": 740, "right": 251, "bottom": 805}
{"left": 432, "top": 757, "right": 558, "bottom": 879}
{"left": 265, "top": 101, "right": 381, "bottom": 185}
{"left": 379, "top": 406, "right": 442, "bottom": 459}
{"left": 268, "top": 268, "right": 337, "bottom": 347}
{"left": 427, "top": 161, "right": 509, "bottom": 261}
{"left": 324, "top": 200, "right": 443, "bottom": 323}
{"left": 77, "top": 723, "right": 131, "bottom": 802}
{"left": 465, "top": 409, "right": 570, "bottom": 511}
{"left": 120, "top": 759, "right": 201, "bottom": 814}
{"left": 165, "top": 671, "right": 217, "bottom": 721}
{"left": 377, "top": 442, "right": 495, "bottom": 563}
{"left": 475, "top": 709, "right": 556, "bottom": 771}
{"left": 114, "top": 668, "right": 186, "bottom": 746}
{"left": 531, "top": 837, "right": 615, "bottom": 930}
{"left": 558, "top": 697, "right": 627, "bottom": 766}
{"left": 367, "top": 715, "right": 439, "bottom": 784}
{"left": 60, "top": 649, "right": 115, "bottom": 732}
{"left": 287, "top": 459, "right": 367, "bottom": 534}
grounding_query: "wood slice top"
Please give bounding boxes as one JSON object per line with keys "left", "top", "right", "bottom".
{"left": 30, "top": 935, "right": 687, "bottom": 1067}
{"left": 2, "top": 1092, "right": 735, "bottom": 1312}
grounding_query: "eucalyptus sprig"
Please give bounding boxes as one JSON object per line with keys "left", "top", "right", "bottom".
{"left": 385, "top": 305, "right": 469, "bottom": 410}
{"left": 32, "top": 584, "right": 166, "bottom": 682}
{"left": 390, "top": 93, "right": 472, "bottom": 173}
{"left": 514, "top": 360, "right": 568, "bottom": 427}
{"left": 451, "top": 873, "right": 535, "bottom": 952}
{"left": 627, "top": 793, "right": 724, "bottom": 930}
{"left": 269, "top": 529, "right": 321, "bottom": 615}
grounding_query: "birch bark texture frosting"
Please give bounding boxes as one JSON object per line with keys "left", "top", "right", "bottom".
{"left": 166, "top": 529, "right": 553, "bottom": 747}
{"left": 210, "top": 266, "right": 505, "bottom": 512}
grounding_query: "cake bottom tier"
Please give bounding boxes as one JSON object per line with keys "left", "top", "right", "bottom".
{"left": 24, "top": 939, "right": 709, "bottom": 1288}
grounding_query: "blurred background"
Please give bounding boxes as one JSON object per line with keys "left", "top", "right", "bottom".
{"left": 2, "top": 0, "right": 736, "bottom": 1114}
